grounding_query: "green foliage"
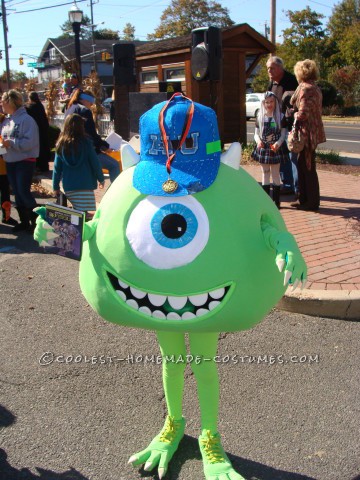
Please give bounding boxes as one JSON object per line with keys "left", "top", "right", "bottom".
{"left": 251, "top": 57, "right": 269, "bottom": 93}
{"left": 327, "top": 0, "right": 360, "bottom": 42}
{"left": 59, "top": 14, "right": 92, "bottom": 40}
{"left": 148, "top": 0, "right": 234, "bottom": 39}
{"left": 338, "top": 22, "right": 360, "bottom": 69}
{"left": 317, "top": 80, "right": 338, "bottom": 107}
{"left": 0, "top": 70, "right": 27, "bottom": 82}
{"left": 281, "top": 7, "right": 326, "bottom": 71}
{"left": 94, "top": 29, "right": 119, "bottom": 40}
{"left": 316, "top": 150, "right": 341, "bottom": 165}
{"left": 122, "top": 23, "right": 136, "bottom": 41}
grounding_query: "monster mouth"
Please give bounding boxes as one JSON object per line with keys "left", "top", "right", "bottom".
{"left": 107, "top": 272, "right": 230, "bottom": 320}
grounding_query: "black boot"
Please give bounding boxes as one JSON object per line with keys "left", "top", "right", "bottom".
{"left": 272, "top": 185, "right": 281, "bottom": 209}
{"left": 27, "top": 208, "right": 38, "bottom": 234}
{"left": 1, "top": 207, "right": 19, "bottom": 226}
{"left": 262, "top": 184, "right": 271, "bottom": 197}
{"left": 13, "top": 207, "right": 30, "bottom": 232}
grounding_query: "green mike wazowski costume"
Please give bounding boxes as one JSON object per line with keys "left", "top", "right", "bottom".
{"left": 34, "top": 93, "right": 306, "bottom": 480}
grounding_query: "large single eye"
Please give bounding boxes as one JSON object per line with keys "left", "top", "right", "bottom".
{"left": 126, "top": 196, "right": 209, "bottom": 269}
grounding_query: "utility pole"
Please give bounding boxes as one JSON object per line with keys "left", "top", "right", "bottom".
{"left": 89, "top": 0, "right": 97, "bottom": 72}
{"left": 1, "top": 0, "right": 11, "bottom": 89}
{"left": 270, "top": 0, "right": 276, "bottom": 45}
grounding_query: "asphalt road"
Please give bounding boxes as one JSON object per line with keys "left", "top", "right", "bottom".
{"left": 0, "top": 216, "right": 359, "bottom": 480}
{"left": 246, "top": 121, "right": 360, "bottom": 155}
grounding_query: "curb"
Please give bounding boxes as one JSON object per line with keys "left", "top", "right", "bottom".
{"left": 277, "top": 288, "right": 360, "bottom": 320}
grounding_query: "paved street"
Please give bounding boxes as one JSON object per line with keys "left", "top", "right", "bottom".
{"left": 0, "top": 224, "right": 359, "bottom": 480}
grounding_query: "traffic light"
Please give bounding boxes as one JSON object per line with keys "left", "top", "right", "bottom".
{"left": 19, "top": 56, "right": 23, "bottom": 65}
{"left": 0, "top": 50, "right": 2, "bottom": 59}
{"left": 101, "top": 52, "right": 111, "bottom": 61}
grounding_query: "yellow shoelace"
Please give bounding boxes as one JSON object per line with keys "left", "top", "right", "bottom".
{"left": 159, "top": 416, "right": 182, "bottom": 444}
{"left": 200, "top": 430, "right": 226, "bottom": 464}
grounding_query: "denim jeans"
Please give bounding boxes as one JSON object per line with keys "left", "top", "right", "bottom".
{"left": 280, "top": 156, "right": 294, "bottom": 190}
{"left": 98, "top": 152, "right": 120, "bottom": 183}
{"left": 290, "top": 151, "right": 299, "bottom": 194}
{"left": 6, "top": 161, "right": 37, "bottom": 209}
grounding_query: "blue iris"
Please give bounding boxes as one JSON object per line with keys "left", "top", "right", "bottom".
{"left": 151, "top": 203, "right": 198, "bottom": 249}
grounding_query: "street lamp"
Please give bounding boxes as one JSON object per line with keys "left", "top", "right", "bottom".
{"left": 68, "top": 2, "right": 83, "bottom": 79}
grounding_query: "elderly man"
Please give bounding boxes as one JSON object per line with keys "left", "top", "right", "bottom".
{"left": 266, "top": 56, "right": 299, "bottom": 196}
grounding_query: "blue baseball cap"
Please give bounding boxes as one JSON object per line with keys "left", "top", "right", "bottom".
{"left": 133, "top": 94, "right": 221, "bottom": 196}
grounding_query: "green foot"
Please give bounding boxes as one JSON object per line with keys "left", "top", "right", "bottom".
{"left": 128, "top": 416, "right": 185, "bottom": 479}
{"left": 199, "top": 430, "right": 246, "bottom": 480}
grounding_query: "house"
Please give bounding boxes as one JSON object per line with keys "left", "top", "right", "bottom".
{"left": 37, "top": 37, "right": 144, "bottom": 95}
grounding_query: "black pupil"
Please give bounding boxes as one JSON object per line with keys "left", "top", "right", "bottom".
{"left": 161, "top": 214, "right": 187, "bottom": 239}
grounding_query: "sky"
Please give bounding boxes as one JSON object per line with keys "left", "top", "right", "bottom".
{"left": 1, "top": 0, "right": 339, "bottom": 77}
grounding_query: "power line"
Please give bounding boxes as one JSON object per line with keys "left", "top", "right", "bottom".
{"left": 11, "top": 0, "right": 88, "bottom": 15}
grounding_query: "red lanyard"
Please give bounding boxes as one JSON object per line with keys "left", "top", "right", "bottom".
{"left": 158, "top": 93, "right": 194, "bottom": 175}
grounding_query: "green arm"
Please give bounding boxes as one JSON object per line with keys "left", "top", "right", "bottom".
{"left": 261, "top": 220, "right": 307, "bottom": 289}
{"left": 33, "top": 206, "right": 99, "bottom": 244}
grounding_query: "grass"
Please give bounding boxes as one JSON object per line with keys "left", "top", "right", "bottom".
{"left": 238, "top": 143, "right": 343, "bottom": 166}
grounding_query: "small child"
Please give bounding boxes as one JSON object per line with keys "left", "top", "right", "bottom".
{"left": 53, "top": 113, "right": 105, "bottom": 219}
{"left": 251, "top": 91, "right": 289, "bottom": 208}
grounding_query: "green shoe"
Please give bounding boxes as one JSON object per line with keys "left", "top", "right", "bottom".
{"left": 128, "top": 416, "right": 185, "bottom": 479}
{"left": 199, "top": 430, "right": 246, "bottom": 480}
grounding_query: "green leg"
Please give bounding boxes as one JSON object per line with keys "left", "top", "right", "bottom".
{"left": 128, "top": 332, "right": 186, "bottom": 479}
{"left": 188, "top": 332, "right": 219, "bottom": 433}
{"left": 189, "top": 332, "right": 246, "bottom": 480}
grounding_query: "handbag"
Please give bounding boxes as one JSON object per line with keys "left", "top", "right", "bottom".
{"left": 288, "top": 120, "right": 305, "bottom": 153}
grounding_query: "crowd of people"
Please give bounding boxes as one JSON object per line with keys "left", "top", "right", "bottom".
{"left": 0, "top": 57, "right": 325, "bottom": 235}
{"left": 0, "top": 80, "right": 121, "bottom": 232}
{"left": 253, "top": 56, "right": 326, "bottom": 211}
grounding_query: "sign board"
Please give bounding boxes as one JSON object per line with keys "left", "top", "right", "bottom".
{"left": 27, "top": 62, "right": 45, "bottom": 68}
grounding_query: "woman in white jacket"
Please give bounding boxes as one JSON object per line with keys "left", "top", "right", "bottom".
{"left": 1, "top": 89, "right": 39, "bottom": 232}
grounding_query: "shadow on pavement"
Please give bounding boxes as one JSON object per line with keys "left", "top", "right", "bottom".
{"left": 0, "top": 405, "right": 89, "bottom": 480}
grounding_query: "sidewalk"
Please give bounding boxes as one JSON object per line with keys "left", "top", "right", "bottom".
{"left": 39, "top": 162, "right": 360, "bottom": 320}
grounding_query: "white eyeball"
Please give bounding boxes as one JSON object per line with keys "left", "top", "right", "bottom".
{"left": 126, "top": 195, "right": 209, "bottom": 269}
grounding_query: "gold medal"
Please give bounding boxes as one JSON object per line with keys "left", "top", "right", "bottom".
{"left": 162, "top": 179, "right": 178, "bottom": 193}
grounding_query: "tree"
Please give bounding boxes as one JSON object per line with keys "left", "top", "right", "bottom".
{"left": 59, "top": 14, "right": 92, "bottom": 40}
{"left": 122, "top": 23, "right": 135, "bottom": 41}
{"left": 330, "top": 66, "right": 360, "bottom": 107}
{"left": 327, "top": 0, "right": 360, "bottom": 42}
{"left": 337, "top": 22, "right": 360, "bottom": 69}
{"left": 148, "top": 0, "right": 234, "bottom": 40}
{"left": 94, "top": 28, "right": 119, "bottom": 40}
{"left": 0, "top": 70, "right": 27, "bottom": 82}
{"left": 281, "top": 7, "right": 326, "bottom": 72}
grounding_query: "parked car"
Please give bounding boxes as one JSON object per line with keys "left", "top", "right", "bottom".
{"left": 102, "top": 97, "right": 113, "bottom": 110}
{"left": 246, "top": 93, "right": 264, "bottom": 120}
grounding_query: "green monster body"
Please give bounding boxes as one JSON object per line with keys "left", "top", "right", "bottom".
{"left": 34, "top": 94, "right": 306, "bottom": 480}
{"left": 79, "top": 164, "right": 287, "bottom": 333}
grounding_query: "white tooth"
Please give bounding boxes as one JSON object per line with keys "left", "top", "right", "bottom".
{"left": 189, "top": 293, "right": 208, "bottom": 306}
{"left": 209, "top": 288, "right": 225, "bottom": 300}
{"left": 182, "top": 312, "right": 196, "bottom": 320}
{"left": 168, "top": 296, "right": 188, "bottom": 310}
{"left": 196, "top": 308, "right": 209, "bottom": 317}
{"left": 167, "top": 312, "right": 181, "bottom": 320}
{"left": 139, "top": 306, "right": 151, "bottom": 316}
{"left": 152, "top": 310, "right": 166, "bottom": 319}
{"left": 130, "top": 287, "right": 147, "bottom": 299}
{"left": 126, "top": 299, "right": 139, "bottom": 310}
{"left": 209, "top": 301, "right": 220, "bottom": 310}
{"left": 118, "top": 280, "right": 129, "bottom": 290}
{"left": 148, "top": 293, "right": 167, "bottom": 307}
{"left": 117, "top": 290, "right": 127, "bottom": 301}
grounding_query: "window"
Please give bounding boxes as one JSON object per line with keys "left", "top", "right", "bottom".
{"left": 49, "top": 48, "right": 57, "bottom": 61}
{"left": 141, "top": 70, "right": 158, "bottom": 83}
{"left": 164, "top": 67, "right": 185, "bottom": 81}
